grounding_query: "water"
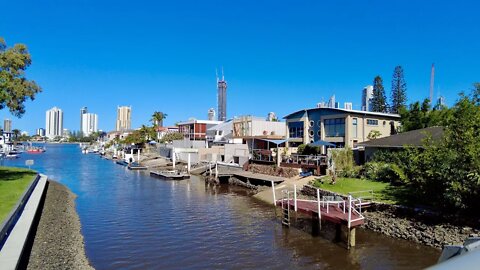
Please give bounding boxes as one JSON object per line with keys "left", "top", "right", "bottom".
{"left": 5, "top": 144, "right": 440, "bottom": 269}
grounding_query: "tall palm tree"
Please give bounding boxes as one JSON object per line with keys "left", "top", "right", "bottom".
{"left": 151, "top": 111, "right": 167, "bottom": 127}
{"left": 12, "top": 129, "right": 21, "bottom": 139}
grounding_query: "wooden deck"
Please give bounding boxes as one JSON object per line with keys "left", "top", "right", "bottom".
{"left": 276, "top": 199, "right": 364, "bottom": 227}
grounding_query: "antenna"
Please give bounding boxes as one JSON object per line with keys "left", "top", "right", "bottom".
{"left": 429, "top": 63, "right": 435, "bottom": 104}
{"left": 221, "top": 66, "right": 224, "bottom": 81}
{"left": 216, "top": 68, "right": 219, "bottom": 83}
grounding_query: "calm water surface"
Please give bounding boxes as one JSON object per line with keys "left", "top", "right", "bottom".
{"left": 5, "top": 144, "right": 440, "bottom": 269}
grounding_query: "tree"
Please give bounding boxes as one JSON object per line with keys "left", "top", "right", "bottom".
{"left": 160, "top": 132, "right": 184, "bottom": 143}
{"left": 12, "top": 129, "right": 20, "bottom": 139}
{"left": 151, "top": 111, "right": 167, "bottom": 127}
{"left": 390, "top": 66, "right": 407, "bottom": 114}
{"left": 367, "top": 130, "right": 382, "bottom": 140}
{"left": 371, "top": 76, "right": 388, "bottom": 113}
{"left": 0, "top": 37, "right": 41, "bottom": 117}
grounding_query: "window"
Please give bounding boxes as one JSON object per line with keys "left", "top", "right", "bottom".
{"left": 309, "top": 120, "right": 314, "bottom": 127}
{"left": 309, "top": 130, "right": 314, "bottom": 137}
{"left": 324, "top": 118, "right": 345, "bottom": 137}
{"left": 352, "top": 118, "right": 358, "bottom": 138}
{"left": 317, "top": 120, "right": 321, "bottom": 127}
{"left": 288, "top": 122, "right": 304, "bottom": 138}
{"left": 367, "top": 119, "right": 378, "bottom": 126}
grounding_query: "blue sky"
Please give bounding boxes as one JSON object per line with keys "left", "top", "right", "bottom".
{"left": 1, "top": 0, "right": 479, "bottom": 134}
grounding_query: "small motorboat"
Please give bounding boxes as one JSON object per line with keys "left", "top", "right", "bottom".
{"left": 128, "top": 162, "right": 147, "bottom": 170}
{"left": 5, "top": 153, "right": 20, "bottom": 159}
{"left": 150, "top": 170, "right": 190, "bottom": 180}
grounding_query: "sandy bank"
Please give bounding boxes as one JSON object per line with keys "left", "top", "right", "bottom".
{"left": 26, "top": 180, "right": 93, "bottom": 270}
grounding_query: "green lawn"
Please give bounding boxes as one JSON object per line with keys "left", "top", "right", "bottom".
{"left": 0, "top": 166, "right": 37, "bottom": 223}
{"left": 312, "top": 177, "right": 411, "bottom": 204}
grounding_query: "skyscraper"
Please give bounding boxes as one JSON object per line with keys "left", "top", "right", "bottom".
{"left": 362, "top": 85, "right": 374, "bottom": 111}
{"left": 208, "top": 108, "right": 216, "bottom": 121}
{"left": 3, "top": 119, "right": 12, "bottom": 133}
{"left": 82, "top": 113, "right": 98, "bottom": 136}
{"left": 116, "top": 106, "right": 131, "bottom": 131}
{"left": 46, "top": 107, "right": 63, "bottom": 139}
{"left": 80, "top": 107, "right": 88, "bottom": 134}
{"left": 327, "top": 95, "right": 336, "bottom": 108}
{"left": 217, "top": 69, "right": 227, "bottom": 121}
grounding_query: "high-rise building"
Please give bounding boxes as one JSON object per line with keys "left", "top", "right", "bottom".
{"left": 80, "top": 107, "right": 88, "bottom": 134}
{"left": 3, "top": 119, "right": 12, "bottom": 133}
{"left": 327, "top": 95, "right": 336, "bottom": 108}
{"left": 36, "top": 128, "right": 46, "bottom": 137}
{"left": 217, "top": 70, "right": 227, "bottom": 121}
{"left": 267, "top": 112, "right": 277, "bottom": 121}
{"left": 344, "top": 102, "right": 353, "bottom": 110}
{"left": 362, "top": 85, "right": 374, "bottom": 111}
{"left": 46, "top": 107, "right": 63, "bottom": 139}
{"left": 208, "top": 108, "right": 216, "bottom": 121}
{"left": 116, "top": 106, "right": 131, "bottom": 131}
{"left": 435, "top": 96, "right": 446, "bottom": 110}
{"left": 82, "top": 113, "right": 98, "bottom": 136}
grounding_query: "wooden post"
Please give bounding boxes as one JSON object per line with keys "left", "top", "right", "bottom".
{"left": 349, "top": 227, "right": 356, "bottom": 247}
{"left": 271, "top": 181, "right": 276, "bottom": 206}
{"left": 316, "top": 188, "right": 321, "bottom": 229}
{"left": 187, "top": 153, "right": 191, "bottom": 172}
{"left": 294, "top": 184, "right": 297, "bottom": 212}
{"left": 172, "top": 148, "right": 176, "bottom": 169}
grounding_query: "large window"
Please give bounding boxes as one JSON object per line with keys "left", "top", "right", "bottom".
{"left": 324, "top": 118, "right": 345, "bottom": 137}
{"left": 352, "top": 118, "right": 358, "bottom": 138}
{"left": 288, "top": 122, "right": 304, "bottom": 138}
{"left": 367, "top": 119, "right": 378, "bottom": 126}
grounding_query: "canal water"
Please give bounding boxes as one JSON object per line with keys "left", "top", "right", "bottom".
{"left": 5, "top": 144, "right": 440, "bottom": 269}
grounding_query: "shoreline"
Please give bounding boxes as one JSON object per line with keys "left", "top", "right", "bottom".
{"left": 26, "top": 180, "right": 93, "bottom": 269}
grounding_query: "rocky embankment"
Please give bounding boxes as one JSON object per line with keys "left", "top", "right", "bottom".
{"left": 363, "top": 205, "right": 479, "bottom": 249}
{"left": 27, "top": 180, "right": 93, "bottom": 270}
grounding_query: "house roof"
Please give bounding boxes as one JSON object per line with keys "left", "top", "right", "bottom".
{"left": 283, "top": 107, "right": 401, "bottom": 120}
{"left": 358, "top": 126, "right": 444, "bottom": 148}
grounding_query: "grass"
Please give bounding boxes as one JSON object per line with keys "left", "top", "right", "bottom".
{"left": 312, "top": 177, "right": 413, "bottom": 205}
{"left": 0, "top": 166, "right": 37, "bottom": 223}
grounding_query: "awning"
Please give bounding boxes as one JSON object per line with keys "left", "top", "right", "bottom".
{"left": 261, "top": 139, "right": 287, "bottom": 145}
{"left": 309, "top": 140, "right": 336, "bottom": 147}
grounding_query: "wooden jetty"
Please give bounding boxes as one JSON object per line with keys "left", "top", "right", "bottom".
{"left": 275, "top": 187, "right": 366, "bottom": 248}
{"left": 150, "top": 170, "right": 190, "bottom": 180}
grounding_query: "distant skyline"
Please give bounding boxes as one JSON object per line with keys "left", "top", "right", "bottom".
{"left": 1, "top": 0, "right": 479, "bottom": 134}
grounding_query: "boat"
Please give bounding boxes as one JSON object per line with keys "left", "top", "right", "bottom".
{"left": 128, "top": 162, "right": 147, "bottom": 170}
{"left": 27, "top": 147, "right": 45, "bottom": 154}
{"left": 116, "top": 160, "right": 129, "bottom": 166}
{"left": 5, "top": 153, "right": 20, "bottom": 159}
{"left": 150, "top": 170, "right": 190, "bottom": 180}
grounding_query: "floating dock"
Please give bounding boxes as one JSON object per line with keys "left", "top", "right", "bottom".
{"left": 150, "top": 171, "right": 190, "bottom": 180}
{"left": 128, "top": 162, "right": 147, "bottom": 170}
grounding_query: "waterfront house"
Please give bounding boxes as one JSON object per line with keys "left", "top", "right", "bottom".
{"left": 357, "top": 126, "right": 444, "bottom": 162}
{"left": 156, "top": 126, "right": 179, "bottom": 141}
{"left": 284, "top": 107, "right": 401, "bottom": 151}
{"left": 177, "top": 119, "right": 223, "bottom": 141}
{"left": 232, "top": 115, "right": 287, "bottom": 164}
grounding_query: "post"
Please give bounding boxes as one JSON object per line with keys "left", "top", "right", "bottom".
{"left": 294, "top": 184, "right": 297, "bottom": 212}
{"left": 137, "top": 148, "right": 140, "bottom": 163}
{"left": 172, "top": 148, "right": 176, "bottom": 169}
{"left": 187, "top": 153, "right": 191, "bottom": 172}
{"left": 209, "top": 162, "right": 212, "bottom": 176}
{"left": 271, "top": 181, "right": 276, "bottom": 206}
{"left": 317, "top": 188, "right": 322, "bottom": 222}
{"left": 214, "top": 161, "right": 218, "bottom": 179}
{"left": 348, "top": 195, "right": 352, "bottom": 229}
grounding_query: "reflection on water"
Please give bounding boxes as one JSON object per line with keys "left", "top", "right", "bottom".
{"left": 5, "top": 144, "right": 440, "bottom": 269}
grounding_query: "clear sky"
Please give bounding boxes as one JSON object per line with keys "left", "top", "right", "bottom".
{"left": 1, "top": 0, "right": 479, "bottom": 134}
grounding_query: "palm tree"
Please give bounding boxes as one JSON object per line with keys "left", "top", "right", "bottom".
{"left": 12, "top": 129, "right": 21, "bottom": 140}
{"left": 151, "top": 111, "right": 167, "bottom": 127}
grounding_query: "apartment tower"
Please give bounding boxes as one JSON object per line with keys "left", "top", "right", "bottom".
{"left": 46, "top": 107, "right": 64, "bottom": 139}
{"left": 362, "top": 85, "right": 374, "bottom": 111}
{"left": 3, "top": 119, "right": 12, "bottom": 133}
{"left": 116, "top": 106, "right": 131, "bottom": 131}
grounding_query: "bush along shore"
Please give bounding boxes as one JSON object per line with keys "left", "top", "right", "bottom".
{"left": 301, "top": 185, "right": 480, "bottom": 249}
{"left": 26, "top": 180, "right": 93, "bottom": 270}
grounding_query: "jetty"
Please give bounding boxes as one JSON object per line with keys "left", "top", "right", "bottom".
{"left": 275, "top": 187, "right": 366, "bottom": 248}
